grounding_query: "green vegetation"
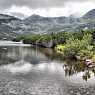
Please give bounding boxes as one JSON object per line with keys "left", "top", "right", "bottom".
{"left": 13, "top": 32, "right": 65, "bottom": 47}
{"left": 55, "top": 29, "right": 95, "bottom": 62}
{"left": 15, "top": 32, "right": 65, "bottom": 42}
{"left": 14, "top": 29, "right": 95, "bottom": 62}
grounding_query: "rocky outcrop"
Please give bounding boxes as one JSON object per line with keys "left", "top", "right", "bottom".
{"left": 23, "top": 40, "right": 54, "bottom": 48}
{"left": 23, "top": 38, "right": 65, "bottom": 48}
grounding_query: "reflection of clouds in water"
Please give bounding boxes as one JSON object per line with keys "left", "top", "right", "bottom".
{"left": 0, "top": 41, "right": 31, "bottom": 46}
{"left": 0, "top": 61, "right": 64, "bottom": 74}
{"left": 1, "top": 60, "right": 32, "bottom": 74}
{"left": 35, "top": 62, "right": 64, "bottom": 73}
{"left": 66, "top": 71, "right": 95, "bottom": 85}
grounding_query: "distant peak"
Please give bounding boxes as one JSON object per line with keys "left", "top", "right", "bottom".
{"left": 83, "top": 9, "right": 95, "bottom": 19}
{"left": 31, "top": 14, "right": 42, "bottom": 17}
{"left": 0, "top": 13, "right": 21, "bottom": 20}
{"left": 89, "top": 9, "right": 95, "bottom": 12}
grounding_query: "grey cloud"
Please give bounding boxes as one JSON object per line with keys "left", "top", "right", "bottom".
{"left": 0, "top": 0, "right": 95, "bottom": 9}
{"left": 0, "top": 0, "right": 65, "bottom": 9}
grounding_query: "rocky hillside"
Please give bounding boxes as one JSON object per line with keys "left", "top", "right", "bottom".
{"left": 23, "top": 9, "right": 95, "bottom": 34}
{"left": 0, "top": 14, "right": 22, "bottom": 40}
{"left": 1, "top": 9, "right": 95, "bottom": 39}
{"left": 23, "top": 14, "right": 80, "bottom": 34}
{"left": 83, "top": 9, "right": 95, "bottom": 20}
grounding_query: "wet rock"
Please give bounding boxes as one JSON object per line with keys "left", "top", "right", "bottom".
{"left": 86, "top": 92, "right": 90, "bottom": 95}
{"left": 84, "top": 59, "right": 93, "bottom": 66}
{"left": 76, "top": 92, "right": 81, "bottom": 95}
{"left": 40, "top": 40, "right": 54, "bottom": 48}
{"left": 70, "top": 90, "right": 73, "bottom": 94}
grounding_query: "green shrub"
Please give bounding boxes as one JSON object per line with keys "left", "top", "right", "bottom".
{"left": 56, "top": 33, "right": 94, "bottom": 59}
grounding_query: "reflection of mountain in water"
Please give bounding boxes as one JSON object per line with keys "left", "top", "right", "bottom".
{"left": 0, "top": 46, "right": 61, "bottom": 66}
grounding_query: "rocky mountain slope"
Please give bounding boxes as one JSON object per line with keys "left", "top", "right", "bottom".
{"left": 23, "top": 9, "right": 95, "bottom": 34}
{"left": 0, "top": 9, "right": 95, "bottom": 39}
{"left": 23, "top": 14, "right": 80, "bottom": 34}
{"left": 0, "top": 14, "right": 22, "bottom": 39}
{"left": 83, "top": 9, "right": 95, "bottom": 20}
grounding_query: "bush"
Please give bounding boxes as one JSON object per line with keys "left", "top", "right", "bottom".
{"left": 56, "top": 33, "right": 94, "bottom": 59}
{"left": 55, "top": 45, "right": 66, "bottom": 54}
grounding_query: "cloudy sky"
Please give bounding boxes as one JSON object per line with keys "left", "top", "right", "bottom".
{"left": 1, "top": 0, "right": 95, "bottom": 19}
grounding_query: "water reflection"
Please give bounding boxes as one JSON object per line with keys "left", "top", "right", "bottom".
{"left": 0, "top": 45, "right": 95, "bottom": 84}
{"left": 2, "top": 60, "right": 32, "bottom": 74}
{"left": 0, "top": 46, "right": 64, "bottom": 65}
{"left": 63, "top": 60, "right": 95, "bottom": 82}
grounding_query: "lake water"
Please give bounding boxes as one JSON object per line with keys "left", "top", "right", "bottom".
{"left": 0, "top": 41, "right": 95, "bottom": 94}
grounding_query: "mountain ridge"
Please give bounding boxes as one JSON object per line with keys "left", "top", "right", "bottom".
{"left": 83, "top": 9, "right": 95, "bottom": 20}
{"left": 0, "top": 9, "right": 95, "bottom": 39}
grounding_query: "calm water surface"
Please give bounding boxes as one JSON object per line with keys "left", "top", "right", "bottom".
{"left": 0, "top": 41, "right": 95, "bottom": 86}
